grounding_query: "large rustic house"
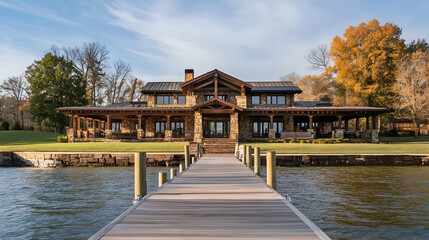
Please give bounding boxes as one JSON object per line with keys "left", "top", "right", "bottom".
{"left": 58, "top": 69, "right": 390, "bottom": 150}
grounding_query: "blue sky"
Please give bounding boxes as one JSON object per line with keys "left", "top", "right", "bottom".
{"left": 0, "top": 0, "right": 428, "bottom": 82}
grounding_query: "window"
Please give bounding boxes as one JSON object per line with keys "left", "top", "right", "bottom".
{"left": 251, "top": 96, "right": 260, "bottom": 104}
{"left": 267, "top": 95, "right": 286, "bottom": 104}
{"left": 112, "top": 122, "right": 122, "bottom": 132}
{"left": 204, "top": 95, "right": 228, "bottom": 101}
{"left": 253, "top": 121, "right": 269, "bottom": 138}
{"left": 178, "top": 96, "right": 186, "bottom": 105}
{"left": 155, "top": 121, "right": 167, "bottom": 137}
{"left": 171, "top": 121, "right": 184, "bottom": 137}
{"left": 156, "top": 95, "right": 174, "bottom": 105}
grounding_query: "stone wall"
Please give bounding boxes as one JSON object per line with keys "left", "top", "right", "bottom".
{"left": 194, "top": 112, "right": 203, "bottom": 142}
{"left": 2, "top": 152, "right": 188, "bottom": 168}
{"left": 230, "top": 112, "right": 239, "bottom": 140}
{"left": 238, "top": 115, "right": 252, "bottom": 140}
{"left": 145, "top": 117, "right": 155, "bottom": 137}
{"left": 185, "top": 115, "right": 194, "bottom": 141}
{"left": 255, "top": 154, "right": 429, "bottom": 166}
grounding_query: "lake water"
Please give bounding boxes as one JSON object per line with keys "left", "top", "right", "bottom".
{"left": 0, "top": 166, "right": 428, "bottom": 240}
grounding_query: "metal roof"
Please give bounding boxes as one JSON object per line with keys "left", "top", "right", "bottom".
{"left": 140, "top": 82, "right": 183, "bottom": 93}
{"left": 248, "top": 81, "right": 302, "bottom": 93}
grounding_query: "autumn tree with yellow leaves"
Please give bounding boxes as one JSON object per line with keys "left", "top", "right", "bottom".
{"left": 329, "top": 19, "right": 406, "bottom": 107}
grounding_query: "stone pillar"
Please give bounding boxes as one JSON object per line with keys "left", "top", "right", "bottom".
{"left": 194, "top": 111, "right": 203, "bottom": 142}
{"left": 67, "top": 115, "right": 75, "bottom": 142}
{"left": 106, "top": 115, "right": 112, "bottom": 138}
{"left": 165, "top": 130, "right": 173, "bottom": 141}
{"left": 268, "top": 115, "right": 275, "bottom": 139}
{"left": 137, "top": 115, "right": 144, "bottom": 139}
{"left": 230, "top": 112, "right": 239, "bottom": 140}
{"left": 77, "top": 116, "right": 82, "bottom": 138}
{"left": 145, "top": 117, "right": 155, "bottom": 138}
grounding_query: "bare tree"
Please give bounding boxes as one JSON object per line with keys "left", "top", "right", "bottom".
{"left": 127, "top": 77, "right": 144, "bottom": 102}
{"left": 305, "top": 44, "right": 331, "bottom": 71}
{"left": 1, "top": 75, "right": 29, "bottom": 128}
{"left": 106, "top": 60, "right": 132, "bottom": 104}
{"left": 64, "top": 42, "right": 109, "bottom": 106}
{"left": 280, "top": 72, "right": 301, "bottom": 84}
{"left": 393, "top": 51, "right": 429, "bottom": 137}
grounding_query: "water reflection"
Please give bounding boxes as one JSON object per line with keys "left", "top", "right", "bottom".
{"left": 0, "top": 166, "right": 428, "bottom": 240}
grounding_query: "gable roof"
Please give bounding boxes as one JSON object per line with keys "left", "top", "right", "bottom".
{"left": 248, "top": 81, "right": 302, "bottom": 93}
{"left": 191, "top": 98, "right": 243, "bottom": 111}
{"left": 140, "top": 82, "right": 182, "bottom": 93}
{"left": 180, "top": 69, "right": 253, "bottom": 90}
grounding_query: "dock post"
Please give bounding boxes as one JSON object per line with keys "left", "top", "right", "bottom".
{"left": 158, "top": 172, "right": 167, "bottom": 187}
{"left": 266, "top": 151, "right": 276, "bottom": 190}
{"left": 134, "top": 152, "right": 147, "bottom": 201}
{"left": 184, "top": 145, "right": 190, "bottom": 168}
{"left": 254, "top": 147, "right": 260, "bottom": 176}
{"left": 170, "top": 168, "right": 177, "bottom": 179}
{"left": 234, "top": 143, "right": 239, "bottom": 158}
{"left": 246, "top": 145, "right": 252, "bottom": 168}
{"left": 196, "top": 144, "right": 200, "bottom": 159}
{"left": 192, "top": 156, "right": 195, "bottom": 164}
{"left": 179, "top": 163, "right": 185, "bottom": 173}
{"left": 242, "top": 145, "right": 247, "bottom": 165}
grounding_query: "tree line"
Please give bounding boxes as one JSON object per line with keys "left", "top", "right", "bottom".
{"left": 281, "top": 19, "right": 429, "bottom": 136}
{"left": 0, "top": 42, "right": 144, "bottom": 133}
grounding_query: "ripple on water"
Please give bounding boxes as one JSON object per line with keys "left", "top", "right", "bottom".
{"left": 0, "top": 166, "right": 428, "bottom": 240}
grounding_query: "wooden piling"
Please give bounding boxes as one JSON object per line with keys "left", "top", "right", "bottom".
{"left": 254, "top": 147, "right": 260, "bottom": 176}
{"left": 179, "top": 164, "right": 185, "bottom": 173}
{"left": 184, "top": 145, "right": 190, "bottom": 168}
{"left": 242, "top": 145, "right": 247, "bottom": 165}
{"left": 266, "top": 151, "right": 276, "bottom": 190}
{"left": 158, "top": 172, "right": 167, "bottom": 187}
{"left": 234, "top": 143, "right": 239, "bottom": 158}
{"left": 246, "top": 145, "right": 252, "bottom": 167}
{"left": 134, "top": 152, "right": 147, "bottom": 201}
{"left": 196, "top": 144, "right": 200, "bottom": 159}
{"left": 170, "top": 168, "right": 177, "bottom": 179}
{"left": 191, "top": 156, "right": 195, "bottom": 164}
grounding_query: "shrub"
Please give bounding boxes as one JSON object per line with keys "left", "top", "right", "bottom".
{"left": 11, "top": 121, "right": 21, "bottom": 130}
{"left": 299, "top": 139, "right": 306, "bottom": 143}
{"left": 57, "top": 136, "right": 68, "bottom": 143}
{"left": 0, "top": 118, "right": 10, "bottom": 130}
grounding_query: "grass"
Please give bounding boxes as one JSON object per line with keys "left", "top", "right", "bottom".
{"left": 0, "top": 131, "right": 188, "bottom": 152}
{"left": 1, "top": 131, "right": 428, "bottom": 154}
{"left": 247, "top": 136, "right": 429, "bottom": 154}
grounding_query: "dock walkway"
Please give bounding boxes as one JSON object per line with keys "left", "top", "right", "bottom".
{"left": 91, "top": 155, "right": 330, "bottom": 239}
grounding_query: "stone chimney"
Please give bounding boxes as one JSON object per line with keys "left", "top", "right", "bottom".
{"left": 185, "top": 69, "right": 194, "bottom": 81}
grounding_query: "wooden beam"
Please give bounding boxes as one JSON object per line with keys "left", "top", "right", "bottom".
{"left": 218, "top": 79, "right": 241, "bottom": 92}
{"left": 214, "top": 73, "right": 218, "bottom": 98}
{"left": 200, "top": 109, "right": 235, "bottom": 114}
{"left": 194, "top": 79, "right": 214, "bottom": 90}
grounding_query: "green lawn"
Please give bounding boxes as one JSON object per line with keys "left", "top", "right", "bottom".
{"left": 1, "top": 131, "right": 428, "bottom": 154}
{"left": 246, "top": 136, "right": 429, "bottom": 154}
{"left": 0, "top": 131, "right": 188, "bottom": 152}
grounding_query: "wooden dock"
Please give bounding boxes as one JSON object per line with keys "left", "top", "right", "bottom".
{"left": 90, "top": 155, "right": 330, "bottom": 239}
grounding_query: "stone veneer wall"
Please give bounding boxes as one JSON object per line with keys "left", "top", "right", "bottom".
{"left": 145, "top": 117, "right": 155, "bottom": 137}
{"left": 2, "top": 152, "right": 188, "bottom": 168}
{"left": 194, "top": 112, "right": 203, "bottom": 142}
{"left": 238, "top": 115, "right": 252, "bottom": 140}
{"left": 185, "top": 115, "right": 194, "bottom": 141}
{"left": 230, "top": 112, "right": 239, "bottom": 140}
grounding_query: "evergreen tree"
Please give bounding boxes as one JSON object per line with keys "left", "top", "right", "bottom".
{"left": 26, "top": 53, "right": 87, "bottom": 132}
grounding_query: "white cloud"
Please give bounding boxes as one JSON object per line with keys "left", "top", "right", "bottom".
{"left": 105, "top": 0, "right": 317, "bottom": 81}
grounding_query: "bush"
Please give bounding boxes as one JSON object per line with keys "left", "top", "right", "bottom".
{"left": 0, "top": 118, "right": 10, "bottom": 130}
{"left": 57, "top": 136, "right": 68, "bottom": 143}
{"left": 11, "top": 121, "right": 21, "bottom": 130}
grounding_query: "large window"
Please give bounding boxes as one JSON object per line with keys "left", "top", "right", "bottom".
{"left": 155, "top": 121, "right": 167, "bottom": 137}
{"left": 204, "top": 95, "right": 228, "bottom": 101}
{"left": 156, "top": 95, "right": 174, "bottom": 105}
{"left": 177, "top": 96, "right": 186, "bottom": 105}
{"left": 112, "top": 122, "right": 122, "bottom": 132}
{"left": 267, "top": 95, "right": 286, "bottom": 104}
{"left": 171, "top": 121, "right": 184, "bottom": 137}
{"left": 273, "top": 121, "right": 284, "bottom": 138}
{"left": 251, "top": 96, "right": 260, "bottom": 104}
{"left": 253, "top": 120, "right": 283, "bottom": 138}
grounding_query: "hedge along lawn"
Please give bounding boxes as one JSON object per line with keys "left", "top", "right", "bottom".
{"left": 244, "top": 136, "right": 429, "bottom": 154}
{"left": 0, "top": 131, "right": 188, "bottom": 152}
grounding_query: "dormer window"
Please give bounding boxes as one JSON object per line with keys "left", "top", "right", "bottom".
{"left": 251, "top": 96, "right": 260, "bottom": 104}
{"left": 178, "top": 96, "right": 186, "bottom": 105}
{"left": 156, "top": 95, "right": 174, "bottom": 105}
{"left": 267, "top": 95, "right": 286, "bottom": 105}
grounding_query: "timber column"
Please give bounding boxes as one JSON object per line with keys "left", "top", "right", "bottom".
{"left": 67, "top": 115, "right": 75, "bottom": 142}
{"left": 82, "top": 117, "right": 88, "bottom": 139}
{"left": 268, "top": 115, "right": 275, "bottom": 139}
{"left": 77, "top": 116, "right": 82, "bottom": 138}
{"left": 106, "top": 115, "right": 112, "bottom": 139}
{"left": 137, "top": 115, "right": 144, "bottom": 139}
{"left": 194, "top": 111, "right": 203, "bottom": 143}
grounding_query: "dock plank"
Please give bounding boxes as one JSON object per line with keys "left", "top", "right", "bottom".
{"left": 93, "top": 155, "right": 330, "bottom": 239}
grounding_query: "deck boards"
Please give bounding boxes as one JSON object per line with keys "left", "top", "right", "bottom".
{"left": 95, "top": 155, "right": 329, "bottom": 239}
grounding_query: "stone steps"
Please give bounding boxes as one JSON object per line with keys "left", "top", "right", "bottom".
{"left": 191, "top": 139, "right": 238, "bottom": 154}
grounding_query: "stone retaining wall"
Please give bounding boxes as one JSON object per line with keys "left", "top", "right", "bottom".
{"left": 1, "top": 152, "right": 187, "bottom": 168}
{"left": 1, "top": 152, "right": 428, "bottom": 168}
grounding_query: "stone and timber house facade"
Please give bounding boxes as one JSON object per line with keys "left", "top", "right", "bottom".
{"left": 58, "top": 69, "right": 391, "bottom": 149}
